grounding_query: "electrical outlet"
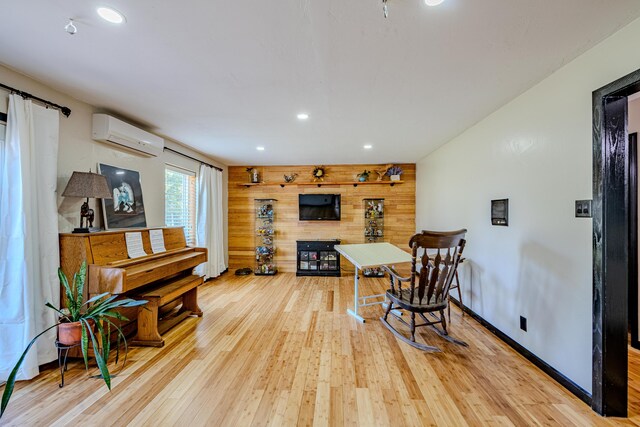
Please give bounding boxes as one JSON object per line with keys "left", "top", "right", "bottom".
{"left": 575, "top": 200, "right": 592, "bottom": 218}
{"left": 520, "top": 316, "right": 527, "bottom": 332}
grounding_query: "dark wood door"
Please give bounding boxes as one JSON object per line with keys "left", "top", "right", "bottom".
{"left": 630, "top": 132, "right": 639, "bottom": 350}
{"left": 593, "top": 95, "right": 628, "bottom": 416}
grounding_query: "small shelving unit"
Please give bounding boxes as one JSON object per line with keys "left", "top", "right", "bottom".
{"left": 255, "top": 199, "right": 277, "bottom": 275}
{"left": 296, "top": 240, "right": 341, "bottom": 277}
{"left": 363, "top": 198, "right": 385, "bottom": 277}
{"left": 239, "top": 180, "right": 403, "bottom": 188}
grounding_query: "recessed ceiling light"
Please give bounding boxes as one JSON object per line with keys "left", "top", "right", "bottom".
{"left": 97, "top": 7, "right": 125, "bottom": 24}
{"left": 297, "top": 113, "right": 309, "bottom": 120}
{"left": 256, "top": 146, "right": 265, "bottom": 151}
{"left": 424, "top": 0, "right": 444, "bottom": 6}
{"left": 364, "top": 144, "right": 372, "bottom": 149}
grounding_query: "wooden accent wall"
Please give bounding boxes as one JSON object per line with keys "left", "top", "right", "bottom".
{"left": 228, "top": 164, "right": 416, "bottom": 273}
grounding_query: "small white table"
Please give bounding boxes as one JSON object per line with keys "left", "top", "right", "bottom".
{"left": 335, "top": 243, "right": 412, "bottom": 323}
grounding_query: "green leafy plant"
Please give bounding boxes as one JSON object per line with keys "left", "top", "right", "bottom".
{"left": 0, "top": 261, "right": 147, "bottom": 419}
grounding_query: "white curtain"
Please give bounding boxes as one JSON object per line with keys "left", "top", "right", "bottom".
{"left": 0, "top": 95, "right": 60, "bottom": 381}
{"left": 196, "top": 164, "right": 226, "bottom": 279}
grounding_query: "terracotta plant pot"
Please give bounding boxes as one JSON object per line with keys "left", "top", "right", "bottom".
{"left": 58, "top": 320, "right": 93, "bottom": 345}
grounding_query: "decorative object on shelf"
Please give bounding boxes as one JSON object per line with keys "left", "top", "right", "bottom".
{"left": 312, "top": 166, "right": 327, "bottom": 182}
{"left": 243, "top": 180, "right": 402, "bottom": 188}
{"left": 357, "top": 170, "right": 371, "bottom": 182}
{"left": 364, "top": 199, "right": 384, "bottom": 219}
{"left": 283, "top": 173, "right": 298, "bottom": 183}
{"left": 98, "top": 163, "right": 147, "bottom": 229}
{"left": 256, "top": 221, "right": 274, "bottom": 236}
{"left": 255, "top": 199, "right": 277, "bottom": 275}
{"left": 246, "top": 167, "right": 260, "bottom": 183}
{"left": 374, "top": 164, "right": 393, "bottom": 181}
{"left": 386, "top": 165, "right": 404, "bottom": 181}
{"left": 0, "top": 261, "right": 147, "bottom": 419}
{"left": 62, "top": 170, "right": 113, "bottom": 233}
{"left": 257, "top": 202, "right": 274, "bottom": 218}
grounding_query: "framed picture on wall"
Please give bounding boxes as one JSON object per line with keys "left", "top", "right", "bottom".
{"left": 98, "top": 163, "right": 147, "bottom": 229}
{"left": 491, "top": 198, "right": 509, "bottom": 226}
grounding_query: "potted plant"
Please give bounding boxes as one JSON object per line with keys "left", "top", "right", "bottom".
{"left": 0, "top": 261, "right": 147, "bottom": 419}
{"left": 386, "top": 165, "right": 404, "bottom": 181}
{"left": 357, "top": 170, "right": 371, "bottom": 182}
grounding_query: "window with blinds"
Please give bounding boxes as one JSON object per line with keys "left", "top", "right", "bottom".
{"left": 165, "top": 165, "right": 197, "bottom": 246}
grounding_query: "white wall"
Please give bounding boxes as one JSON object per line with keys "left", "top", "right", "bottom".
{"left": 0, "top": 65, "right": 228, "bottom": 265}
{"left": 416, "top": 18, "right": 640, "bottom": 393}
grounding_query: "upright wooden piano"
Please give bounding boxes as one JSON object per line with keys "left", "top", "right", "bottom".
{"left": 59, "top": 226, "right": 208, "bottom": 347}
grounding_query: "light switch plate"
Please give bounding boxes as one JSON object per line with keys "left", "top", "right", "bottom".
{"left": 575, "top": 200, "right": 592, "bottom": 218}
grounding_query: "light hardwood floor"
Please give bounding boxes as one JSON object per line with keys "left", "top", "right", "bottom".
{"left": 2, "top": 273, "right": 640, "bottom": 426}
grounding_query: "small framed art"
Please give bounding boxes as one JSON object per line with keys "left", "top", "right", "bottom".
{"left": 491, "top": 199, "right": 509, "bottom": 226}
{"left": 98, "top": 163, "right": 147, "bottom": 229}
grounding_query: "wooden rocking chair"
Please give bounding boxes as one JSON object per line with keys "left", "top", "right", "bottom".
{"left": 380, "top": 229, "right": 468, "bottom": 352}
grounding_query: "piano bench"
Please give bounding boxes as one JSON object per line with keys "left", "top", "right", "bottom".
{"left": 131, "top": 274, "right": 204, "bottom": 347}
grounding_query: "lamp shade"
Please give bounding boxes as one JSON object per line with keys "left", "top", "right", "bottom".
{"left": 62, "top": 171, "right": 113, "bottom": 199}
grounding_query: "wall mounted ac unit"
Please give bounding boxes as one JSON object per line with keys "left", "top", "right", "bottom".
{"left": 92, "top": 114, "right": 164, "bottom": 157}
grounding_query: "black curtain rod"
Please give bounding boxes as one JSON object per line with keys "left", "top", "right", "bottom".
{"left": 0, "top": 82, "right": 71, "bottom": 117}
{"left": 164, "top": 147, "right": 223, "bottom": 172}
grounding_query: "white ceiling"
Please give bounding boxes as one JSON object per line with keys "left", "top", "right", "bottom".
{"left": 1, "top": 1, "right": 640, "bottom": 165}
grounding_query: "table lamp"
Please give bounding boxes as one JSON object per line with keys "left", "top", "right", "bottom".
{"left": 62, "top": 170, "right": 113, "bottom": 233}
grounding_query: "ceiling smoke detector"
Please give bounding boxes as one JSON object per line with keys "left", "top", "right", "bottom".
{"left": 64, "top": 19, "right": 77, "bottom": 35}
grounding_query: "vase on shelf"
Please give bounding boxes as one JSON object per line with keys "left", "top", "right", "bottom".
{"left": 390, "top": 174, "right": 400, "bottom": 181}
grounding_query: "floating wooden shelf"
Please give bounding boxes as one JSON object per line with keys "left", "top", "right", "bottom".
{"left": 238, "top": 180, "right": 404, "bottom": 188}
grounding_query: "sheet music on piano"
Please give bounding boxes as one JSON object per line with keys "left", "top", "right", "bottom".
{"left": 149, "top": 229, "right": 167, "bottom": 254}
{"left": 125, "top": 232, "right": 148, "bottom": 258}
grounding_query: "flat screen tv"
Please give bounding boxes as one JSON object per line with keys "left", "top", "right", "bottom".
{"left": 299, "top": 194, "right": 341, "bottom": 221}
